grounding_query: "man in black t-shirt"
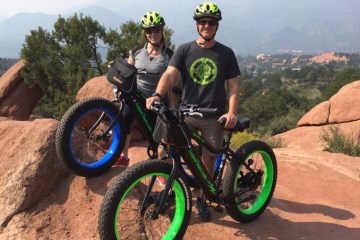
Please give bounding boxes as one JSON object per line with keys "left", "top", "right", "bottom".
{"left": 146, "top": 2, "right": 240, "bottom": 221}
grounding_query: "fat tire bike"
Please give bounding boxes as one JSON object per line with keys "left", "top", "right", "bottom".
{"left": 98, "top": 102, "right": 278, "bottom": 239}
{"left": 55, "top": 58, "right": 161, "bottom": 177}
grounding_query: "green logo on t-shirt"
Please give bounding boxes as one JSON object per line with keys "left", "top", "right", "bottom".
{"left": 190, "top": 58, "right": 217, "bottom": 85}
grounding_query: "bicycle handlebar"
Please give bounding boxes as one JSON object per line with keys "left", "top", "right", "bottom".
{"left": 150, "top": 102, "right": 162, "bottom": 112}
{"left": 150, "top": 102, "right": 218, "bottom": 118}
{"left": 150, "top": 102, "right": 250, "bottom": 131}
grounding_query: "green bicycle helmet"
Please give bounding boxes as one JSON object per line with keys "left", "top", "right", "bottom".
{"left": 141, "top": 11, "right": 165, "bottom": 29}
{"left": 193, "top": 2, "right": 222, "bottom": 21}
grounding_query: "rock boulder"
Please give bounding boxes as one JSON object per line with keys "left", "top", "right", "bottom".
{"left": 0, "top": 60, "right": 43, "bottom": 120}
{"left": 298, "top": 80, "right": 360, "bottom": 126}
{"left": 75, "top": 76, "right": 114, "bottom": 101}
{"left": 0, "top": 118, "right": 69, "bottom": 227}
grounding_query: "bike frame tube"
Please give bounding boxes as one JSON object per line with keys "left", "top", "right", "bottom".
{"left": 178, "top": 128, "right": 253, "bottom": 203}
{"left": 121, "top": 89, "right": 159, "bottom": 153}
{"left": 191, "top": 131, "right": 222, "bottom": 155}
{"left": 178, "top": 131, "right": 224, "bottom": 201}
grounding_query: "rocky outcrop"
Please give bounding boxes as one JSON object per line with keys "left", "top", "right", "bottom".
{"left": 310, "top": 52, "right": 349, "bottom": 64}
{"left": 0, "top": 61, "right": 24, "bottom": 102}
{"left": 75, "top": 76, "right": 114, "bottom": 101}
{"left": 0, "top": 60, "right": 42, "bottom": 120}
{"left": 275, "top": 120, "right": 360, "bottom": 150}
{"left": 328, "top": 80, "right": 360, "bottom": 123}
{"left": 0, "top": 118, "right": 69, "bottom": 227}
{"left": 297, "top": 80, "right": 360, "bottom": 126}
{"left": 276, "top": 80, "right": 360, "bottom": 150}
{"left": 297, "top": 101, "right": 330, "bottom": 126}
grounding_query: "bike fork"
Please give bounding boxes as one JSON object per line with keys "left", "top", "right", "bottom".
{"left": 152, "top": 156, "right": 181, "bottom": 219}
{"left": 140, "top": 177, "right": 157, "bottom": 215}
{"left": 89, "top": 104, "right": 124, "bottom": 140}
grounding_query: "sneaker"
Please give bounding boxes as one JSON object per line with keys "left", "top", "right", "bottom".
{"left": 114, "top": 154, "right": 129, "bottom": 166}
{"left": 156, "top": 176, "right": 167, "bottom": 187}
{"left": 196, "top": 197, "right": 211, "bottom": 222}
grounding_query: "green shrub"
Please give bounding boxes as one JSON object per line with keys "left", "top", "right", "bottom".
{"left": 321, "top": 126, "right": 360, "bottom": 157}
{"left": 230, "top": 131, "right": 284, "bottom": 149}
{"left": 230, "top": 131, "right": 259, "bottom": 148}
{"left": 255, "top": 109, "right": 304, "bottom": 136}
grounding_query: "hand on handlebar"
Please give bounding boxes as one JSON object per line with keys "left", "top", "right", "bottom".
{"left": 218, "top": 112, "right": 237, "bottom": 129}
{"left": 146, "top": 96, "right": 160, "bottom": 110}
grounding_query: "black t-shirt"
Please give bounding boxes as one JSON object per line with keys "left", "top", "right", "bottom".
{"left": 169, "top": 41, "right": 240, "bottom": 115}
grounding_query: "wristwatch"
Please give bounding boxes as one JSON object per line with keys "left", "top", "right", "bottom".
{"left": 151, "top": 92, "right": 162, "bottom": 98}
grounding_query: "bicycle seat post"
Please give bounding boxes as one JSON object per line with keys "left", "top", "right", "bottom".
{"left": 223, "top": 130, "right": 232, "bottom": 149}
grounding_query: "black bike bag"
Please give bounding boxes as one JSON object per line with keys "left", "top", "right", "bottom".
{"left": 107, "top": 58, "right": 137, "bottom": 92}
{"left": 153, "top": 107, "right": 191, "bottom": 148}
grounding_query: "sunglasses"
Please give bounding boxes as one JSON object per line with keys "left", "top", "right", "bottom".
{"left": 145, "top": 28, "right": 162, "bottom": 34}
{"left": 197, "top": 20, "right": 218, "bottom": 26}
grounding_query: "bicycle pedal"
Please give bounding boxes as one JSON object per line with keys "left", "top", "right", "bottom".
{"left": 207, "top": 201, "right": 224, "bottom": 213}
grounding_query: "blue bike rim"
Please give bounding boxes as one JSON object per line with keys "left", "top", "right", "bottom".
{"left": 69, "top": 108, "right": 121, "bottom": 168}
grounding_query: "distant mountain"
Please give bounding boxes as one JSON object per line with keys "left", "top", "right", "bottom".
{"left": 0, "top": 7, "right": 128, "bottom": 58}
{"left": 230, "top": 0, "right": 360, "bottom": 54}
{"left": 73, "top": 6, "right": 128, "bottom": 30}
{"left": 0, "top": 12, "right": 57, "bottom": 38}
{"left": 0, "top": 13, "right": 57, "bottom": 58}
{"left": 1, "top": 1, "right": 360, "bottom": 58}
{"left": 0, "top": 15, "right": 7, "bottom": 23}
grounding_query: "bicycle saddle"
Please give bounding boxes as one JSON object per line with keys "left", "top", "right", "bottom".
{"left": 218, "top": 116, "right": 250, "bottom": 132}
{"left": 234, "top": 117, "right": 250, "bottom": 132}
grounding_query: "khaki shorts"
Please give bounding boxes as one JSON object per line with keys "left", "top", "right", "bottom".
{"left": 184, "top": 116, "right": 224, "bottom": 156}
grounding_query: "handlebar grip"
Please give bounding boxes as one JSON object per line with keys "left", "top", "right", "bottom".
{"left": 150, "top": 101, "right": 162, "bottom": 111}
{"left": 197, "top": 108, "right": 218, "bottom": 114}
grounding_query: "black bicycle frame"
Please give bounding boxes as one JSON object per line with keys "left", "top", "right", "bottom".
{"left": 176, "top": 127, "right": 251, "bottom": 203}
{"left": 112, "top": 87, "right": 160, "bottom": 158}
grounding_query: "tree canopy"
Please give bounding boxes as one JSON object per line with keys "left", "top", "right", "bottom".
{"left": 20, "top": 14, "right": 174, "bottom": 119}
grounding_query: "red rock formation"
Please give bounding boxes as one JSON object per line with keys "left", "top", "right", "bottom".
{"left": 75, "top": 76, "right": 114, "bottom": 101}
{"left": 0, "top": 60, "right": 24, "bottom": 102}
{"left": 310, "top": 52, "right": 349, "bottom": 64}
{"left": 329, "top": 80, "right": 360, "bottom": 123}
{"left": 0, "top": 60, "right": 42, "bottom": 120}
{"left": 297, "top": 101, "right": 330, "bottom": 126}
{"left": 298, "top": 80, "right": 360, "bottom": 126}
{"left": 0, "top": 118, "right": 68, "bottom": 227}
